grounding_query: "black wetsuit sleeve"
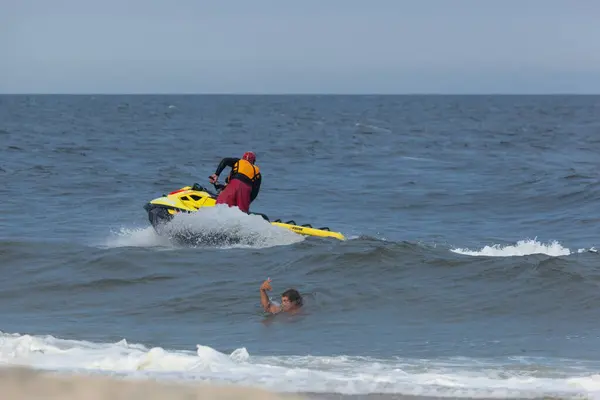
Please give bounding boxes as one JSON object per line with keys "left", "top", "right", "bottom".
{"left": 251, "top": 173, "right": 261, "bottom": 202}
{"left": 215, "top": 158, "right": 239, "bottom": 176}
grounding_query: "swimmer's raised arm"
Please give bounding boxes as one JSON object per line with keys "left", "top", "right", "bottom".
{"left": 260, "top": 278, "right": 280, "bottom": 314}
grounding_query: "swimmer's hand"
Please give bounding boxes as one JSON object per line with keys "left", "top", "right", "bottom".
{"left": 260, "top": 278, "right": 272, "bottom": 292}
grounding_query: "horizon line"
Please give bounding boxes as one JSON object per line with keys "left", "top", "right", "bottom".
{"left": 1, "top": 92, "right": 600, "bottom": 96}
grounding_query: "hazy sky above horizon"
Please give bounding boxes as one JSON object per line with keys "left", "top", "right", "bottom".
{"left": 2, "top": 0, "right": 600, "bottom": 94}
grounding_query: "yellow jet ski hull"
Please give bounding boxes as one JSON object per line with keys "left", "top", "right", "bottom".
{"left": 143, "top": 184, "right": 345, "bottom": 241}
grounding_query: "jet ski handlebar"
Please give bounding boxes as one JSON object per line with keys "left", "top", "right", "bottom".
{"left": 191, "top": 182, "right": 224, "bottom": 196}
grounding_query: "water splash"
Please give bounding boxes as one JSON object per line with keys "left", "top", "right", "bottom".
{"left": 105, "top": 205, "right": 304, "bottom": 250}
{"left": 104, "top": 226, "right": 173, "bottom": 249}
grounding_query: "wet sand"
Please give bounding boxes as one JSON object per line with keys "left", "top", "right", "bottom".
{"left": 0, "top": 367, "right": 305, "bottom": 400}
{"left": 0, "top": 367, "right": 556, "bottom": 400}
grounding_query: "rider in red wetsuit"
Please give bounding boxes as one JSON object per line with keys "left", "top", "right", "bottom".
{"left": 209, "top": 151, "right": 261, "bottom": 213}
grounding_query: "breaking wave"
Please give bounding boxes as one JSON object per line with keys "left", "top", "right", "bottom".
{"left": 1, "top": 331, "right": 600, "bottom": 399}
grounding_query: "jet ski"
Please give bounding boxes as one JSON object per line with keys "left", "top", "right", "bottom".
{"left": 143, "top": 183, "right": 345, "bottom": 241}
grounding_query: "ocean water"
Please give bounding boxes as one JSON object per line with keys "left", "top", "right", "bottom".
{"left": 1, "top": 94, "right": 600, "bottom": 399}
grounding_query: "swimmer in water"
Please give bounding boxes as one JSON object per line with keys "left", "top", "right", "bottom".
{"left": 259, "top": 278, "right": 303, "bottom": 315}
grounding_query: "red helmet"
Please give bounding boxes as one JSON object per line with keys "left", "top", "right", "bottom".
{"left": 242, "top": 151, "right": 256, "bottom": 164}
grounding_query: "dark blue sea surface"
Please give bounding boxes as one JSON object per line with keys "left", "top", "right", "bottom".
{"left": 1, "top": 95, "right": 600, "bottom": 399}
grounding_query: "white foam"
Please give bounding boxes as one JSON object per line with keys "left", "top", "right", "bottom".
{"left": 579, "top": 247, "right": 598, "bottom": 253}
{"left": 451, "top": 239, "right": 573, "bottom": 257}
{"left": 103, "top": 205, "right": 304, "bottom": 250}
{"left": 104, "top": 226, "right": 173, "bottom": 249}
{"left": 1, "top": 331, "right": 599, "bottom": 398}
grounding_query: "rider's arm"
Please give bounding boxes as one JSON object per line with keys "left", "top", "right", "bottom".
{"left": 214, "top": 158, "right": 238, "bottom": 177}
{"left": 251, "top": 173, "right": 261, "bottom": 202}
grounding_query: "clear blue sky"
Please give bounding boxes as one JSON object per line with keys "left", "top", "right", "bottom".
{"left": 2, "top": 0, "right": 600, "bottom": 94}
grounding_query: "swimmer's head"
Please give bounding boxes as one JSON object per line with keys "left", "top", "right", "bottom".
{"left": 281, "top": 289, "right": 303, "bottom": 311}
